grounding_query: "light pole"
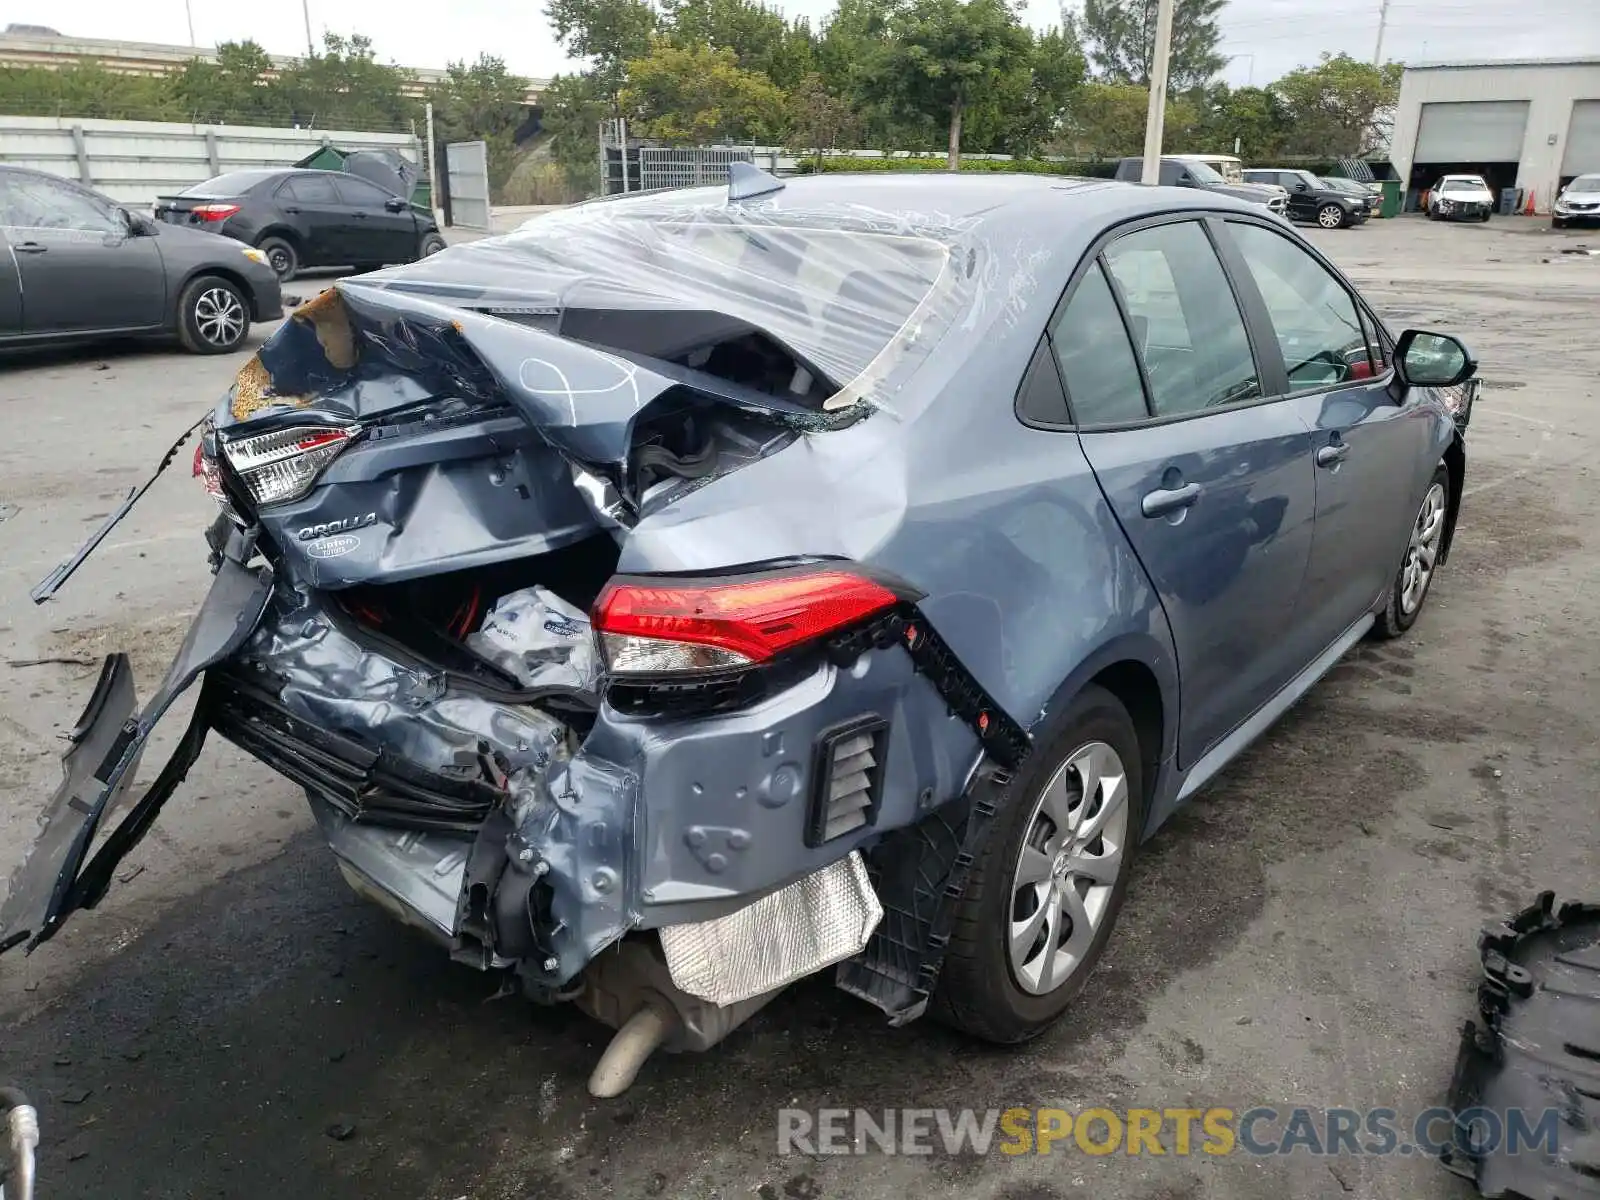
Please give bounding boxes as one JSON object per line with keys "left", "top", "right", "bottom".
{"left": 1229, "top": 53, "right": 1255, "bottom": 87}
{"left": 183, "top": 0, "right": 196, "bottom": 46}
{"left": 1139, "top": 0, "right": 1176, "bottom": 185}
{"left": 302, "top": 0, "right": 315, "bottom": 57}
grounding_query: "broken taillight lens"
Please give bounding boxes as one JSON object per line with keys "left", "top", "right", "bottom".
{"left": 593, "top": 567, "right": 900, "bottom": 676}
{"left": 220, "top": 424, "right": 360, "bottom": 507}
{"left": 192, "top": 440, "right": 225, "bottom": 502}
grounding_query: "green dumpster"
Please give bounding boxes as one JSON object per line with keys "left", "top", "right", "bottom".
{"left": 1379, "top": 180, "right": 1403, "bottom": 219}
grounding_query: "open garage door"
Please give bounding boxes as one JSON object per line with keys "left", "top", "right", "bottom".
{"left": 1415, "top": 101, "right": 1529, "bottom": 163}
{"left": 1563, "top": 100, "right": 1600, "bottom": 180}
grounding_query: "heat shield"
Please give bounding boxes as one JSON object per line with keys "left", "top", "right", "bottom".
{"left": 658, "top": 851, "right": 882, "bottom": 1006}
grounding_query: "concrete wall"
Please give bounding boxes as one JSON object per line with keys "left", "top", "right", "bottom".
{"left": 0, "top": 115, "right": 422, "bottom": 207}
{"left": 1391, "top": 59, "right": 1600, "bottom": 213}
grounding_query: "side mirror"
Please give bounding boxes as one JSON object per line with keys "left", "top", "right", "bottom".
{"left": 1294, "top": 182, "right": 1309, "bottom": 192}
{"left": 383, "top": 196, "right": 406, "bottom": 213}
{"left": 1394, "top": 329, "right": 1478, "bottom": 388}
{"left": 119, "top": 208, "right": 157, "bottom": 236}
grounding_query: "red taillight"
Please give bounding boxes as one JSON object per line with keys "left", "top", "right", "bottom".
{"left": 593, "top": 568, "right": 900, "bottom": 674}
{"left": 191, "top": 203, "right": 240, "bottom": 221}
{"left": 192, "top": 440, "right": 225, "bottom": 501}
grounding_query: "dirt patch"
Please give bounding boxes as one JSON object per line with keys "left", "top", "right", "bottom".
{"left": 43, "top": 610, "right": 192, "bottom": 689}
{"left": 1453, "top": 474, "right": 1583, "bottom": 575}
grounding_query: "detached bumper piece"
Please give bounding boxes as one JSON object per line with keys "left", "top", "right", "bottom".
{"left": 209, "top": 670, "right": 501, "bottom": 834}
{"left": 1442, "top": 891, "right": 1600, "bottom": 1198}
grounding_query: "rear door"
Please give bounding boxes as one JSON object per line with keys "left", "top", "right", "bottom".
{"left": 0, "top": 170, "right": 164, "bottom": 335}
{"left": 275, "top": 173, "right": 349, "bottom": 265}
{"left": 331, "top": 175, "right": 417, "bottom": 265}
{"left": 1055, "top": 216, "right": 1317, "bottom": 766}
{"left": 1216, "top": 218, "right": 1428, "bottom": 654}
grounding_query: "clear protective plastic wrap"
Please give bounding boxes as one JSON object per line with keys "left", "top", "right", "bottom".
{"left": 465, "top": 586, "right": 599, "bottom": 696}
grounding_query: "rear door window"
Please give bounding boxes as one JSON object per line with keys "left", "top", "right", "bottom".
{"left": 282, "top": 174, "right": 339, "bottom": 204}
{"left": 1101, "top": 221, "right": 1263, "bottom": 417}
{"left": 1048, "top": 261, "right": 1148, "bottom": 425}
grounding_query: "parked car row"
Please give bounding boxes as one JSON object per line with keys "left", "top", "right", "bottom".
{"left": 0, "top": 164, "right": 446, "bottom": 355}
{"left": 1112, "top": 156, "right": 1290, "bottom": 216}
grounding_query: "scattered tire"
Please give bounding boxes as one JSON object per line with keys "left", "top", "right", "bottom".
{"left": 1372, "top": 463, "right": 1450, "bottom": 640}
{"left": 177, "top": 275, "right": 250, "bottom": 354}
{"left": 258, "top": 236, "right": 298, "bottom": 282}
{"left": 933, "top": 684, "right": 1146, "bottom": 1044}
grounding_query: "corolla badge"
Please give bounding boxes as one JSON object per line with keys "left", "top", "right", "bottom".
{"left": 298, "top": 512, "right": 377, "bottom": 541}
{"left": 306, "top": 535, "right": 361, "bottom": 559}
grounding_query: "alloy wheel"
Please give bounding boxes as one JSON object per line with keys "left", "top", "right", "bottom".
{"left": 194, "top": 287, "right": 245, "bottom": 348}
{"left": 1400, "top": 481, "right": 1447, "bottom": 615}
{"left": 1318, "top": 205, "right": 1344, "bottom": 228}
{"left": 1007, "top": 740, "right": 1130, "bottom": 996}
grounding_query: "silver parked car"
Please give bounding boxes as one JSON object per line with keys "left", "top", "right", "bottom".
{"left": 0, "top": 166, "right": 283, "bottom": 354}
{"left": 1553, "top": 173, "right": 1600, "bottom": 228}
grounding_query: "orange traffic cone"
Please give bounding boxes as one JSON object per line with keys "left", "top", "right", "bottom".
{"left": 1524, "top": 189, "right": 1536, "bottom": 216}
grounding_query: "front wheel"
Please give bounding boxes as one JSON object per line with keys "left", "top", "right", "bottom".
{"left": 418, "top": 232, "right": 446, "bottom": 260}
{"left": 1372, "top": 464, "right": 1450, "bottom": 639}
{"left": 1554, "top": 217, "right": 1569, "bottom": 229}
{"left": 1317, "top": 203, "right": 1347, "bottom": 229}
{"left": 176, "top": 275, "right": 250, "bottom": 354}
{"left": 933, "top": 685, "right": 1146, "bottom": 1043}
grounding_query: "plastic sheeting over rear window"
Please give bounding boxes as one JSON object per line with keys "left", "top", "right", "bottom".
{"left": 494, "top": 193, "right": 976, "bottom": 415}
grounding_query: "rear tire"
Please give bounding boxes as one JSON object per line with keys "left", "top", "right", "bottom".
{"left": 418, "top": 233, "right": 446, "bottom": 260}
{"left": 177, "top": 275, "right": 250, "bottom": 354}
{"left": 257, "top": 236, "right": 298, "bottom": 282}
{"left": 932, "top": 685, "right": 1146, "bottom": 1044}
{"left": 1372, "top": 464, "right": 1450, "bottom": 640}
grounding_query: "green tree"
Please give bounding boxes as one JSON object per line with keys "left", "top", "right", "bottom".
{"left": 1193, "top": 82, "right": 1288, "bottom": 159}
{"left": 1271, "top": 52, "right": 1402, "bottom": 157}
{"left": 276, "top": 33, "right": 417, "bottom": 130}
{"left": 994, "top": 24, "right": 1088, "bottom": 155}
{"left": 541, "top": 71, "right": 610, "bottom": 195}
{"left": 0, "top": 62, "right": 181, "bottom": 120}
{"left": 1078, "top": 0, "right": 1227, "bottom": 93}
{"left": 170, "top": 41, "right": 279, "bottom": 123}
{"left": 786, "top": 71, "right": 864, "bottom": 152}
{"left": 618, "top": 39, "right": 789, "bottom": 144}
{"left": 544, "top": 0, "right": 658, "bottom": 107}
{"left": 660, "top": 0, "right": 817, "bottom": 89}
{"left": 432, "top": 55, "right": 531, "bottom": 190}
{"left": 1061, "top": 79, "right": 1197, "bottom": 157}
{"left": 858, "top": 0, "right": 1033, "bottom": 169}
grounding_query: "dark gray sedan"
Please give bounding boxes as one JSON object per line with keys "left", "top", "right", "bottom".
{"left": 0, "top": 166, "right": 283, "bottom": 354}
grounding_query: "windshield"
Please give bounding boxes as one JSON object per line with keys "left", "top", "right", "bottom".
{"left": 1304, "top": 175, "right": 1332, "bottom": 189}
{"left": 1568, "top": 176, "right": 1600, "bottom": 193}
{"left": 496, "top": 197, "right": 970, "bottom": 415}
{"left": 1186, "top": 160, "right": 1225, "bottom": 185}
{"left": 181, "top": 170, "right": 281, "bottom": 197}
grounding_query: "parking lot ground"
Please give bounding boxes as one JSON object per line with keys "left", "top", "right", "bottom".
{"left": 0, "top": 214, "right": 1597, "bottom": 1200}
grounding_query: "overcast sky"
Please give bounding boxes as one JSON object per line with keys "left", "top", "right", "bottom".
{"left": 17, "top": 0, "right": 1600, "bottom": 86}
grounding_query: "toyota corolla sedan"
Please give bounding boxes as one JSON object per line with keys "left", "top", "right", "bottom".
{"left": 3, "top": 168, "right": 1478, "bottom": 1096}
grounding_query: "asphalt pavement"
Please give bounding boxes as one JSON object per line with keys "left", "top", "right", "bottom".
{"left": 1, "top": 215, "right": 1597, "bottom": 1200}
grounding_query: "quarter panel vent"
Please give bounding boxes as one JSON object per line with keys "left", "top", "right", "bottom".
{"left": 807, "top": 716, "right": 889, "bottom": 847}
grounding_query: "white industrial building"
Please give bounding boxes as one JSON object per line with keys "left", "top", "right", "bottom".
{"left": 1389, "top": 56, "right": 1600, "bottom": 214}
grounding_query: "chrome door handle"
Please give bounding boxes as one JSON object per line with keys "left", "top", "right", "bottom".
{"left": 12, "top": 242, "right": 46, "bottom": 254}
{"left": 1316, "top": 443, "right": 1350, "bottom": 468}
{"left": 1141, "top": 482, "right": 1202, "bottom": 518}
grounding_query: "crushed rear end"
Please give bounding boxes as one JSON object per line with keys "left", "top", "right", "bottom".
{"left": 1, "top": 182, "right": 1026, "bottom": 1091}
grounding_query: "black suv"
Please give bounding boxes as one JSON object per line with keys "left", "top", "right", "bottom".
{"left": 1113, "top": 156, "right": 1288, "bottom": 216}
{"left": 154, "top": 168, "right": 447, "bottom": 282}
{"left": 1243, "top": 169, "right": 1372, "bottom": 229}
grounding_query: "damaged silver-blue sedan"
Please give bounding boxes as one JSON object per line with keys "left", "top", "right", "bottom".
{"left": 1, "top": 166, "right": 1480, "bottom": 1094}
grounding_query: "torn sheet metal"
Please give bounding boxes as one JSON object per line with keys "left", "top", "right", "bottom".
{"left": 1442, "top": 890, "right": 1600, "bottom": 1198}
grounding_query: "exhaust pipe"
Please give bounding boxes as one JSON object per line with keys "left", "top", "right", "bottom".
{"left": 2, "top": 1086, "right": 39, "bottom": 1200}
{"left": 588, "top": 995, "right": 678, "bottom": 1098}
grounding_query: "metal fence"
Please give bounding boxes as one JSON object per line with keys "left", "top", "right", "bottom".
{"left": 446, "top": 140, "right": 491, "bottom": 231}
{"left": 0, "top": 114, "right": 422, "bottom": 206}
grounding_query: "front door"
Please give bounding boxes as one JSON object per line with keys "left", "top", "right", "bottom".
{"left": 331, "top": 175, "right": 418, "bottom": 265}
{"left": 1281, "top": 173, "right": 1318, "bottom": 222}
{"left": 0, "top": 171, "right": 164, "bottom": 335}
{"left": 1053, "top": 218, "right": 1317, "bottom": 766}
{"left": 1218, "top": 218, "right": 1430, "bottom": 654}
